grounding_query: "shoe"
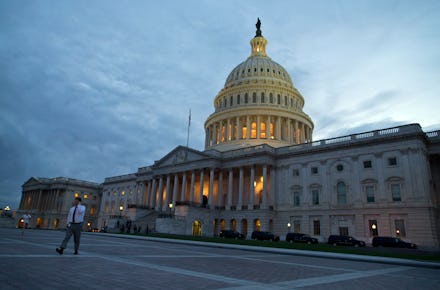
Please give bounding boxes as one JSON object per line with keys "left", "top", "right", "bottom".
{"left": 74, "top": 250, "right": 78, "bottom": 255}
{"left": 56, "top": 248, "right": 64, "bottom": 255}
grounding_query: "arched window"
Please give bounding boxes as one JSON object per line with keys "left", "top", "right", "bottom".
{"left": 251, "top": 122, "right": 257, "bottom": 138}
{"left": 261, "top": 92, "right": 265, "bottom": 103}
{"left": 269, "top": 93, "right": 273, "bottom": 103}
{"left": 337, "top": 182, "right": 347, "bottom": 205}
{"left": 252, "top": 92, "right": 257, "bottom": 103}
{"left": 277, "top": 94, "right": 281, "bottom": 104}
{"left": 284, "top": 96, "right": 288, "bottom": 106}
{"left": 237, "top": 94, "right": 240, "bottom": 104}
{"left": 223, "top": 97, "right": 227, "bottom": 107}
{"left": 230, "top": 96, "right": 233, "bottom": 106}
{"left": 244, "top": 93, "right": 249, "bottom": 104}
{"left": 260, "top": 122, "right": 266, "bottom": 138}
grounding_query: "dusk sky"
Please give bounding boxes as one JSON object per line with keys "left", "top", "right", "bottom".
{"left": 1, "top": 0, "right": 439, "bottom": 209}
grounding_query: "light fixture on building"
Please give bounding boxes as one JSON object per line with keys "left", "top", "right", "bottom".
{"left": 260, "top": 176, "right": 263, "bottom": 182}
{"left": 253, "top": 181, "right": 257, "bottom": 187}
{"left": 287, "top": 222, "right": 291, "bottom": 228}
{"left": 396, "top": 229, "right": 400, "bottom": 235}
{"left": 119, "top": 205, "right": 124, "bottom": 211}
{"left": 371, "top": 224, "right": 377, "bottom": 230}
{"left": 74, "top": 192, "right": 79, "bottom": 198}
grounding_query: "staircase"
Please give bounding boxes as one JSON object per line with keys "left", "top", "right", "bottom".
{"left": 133, "top": 211, "right": 159, "bottom": 233}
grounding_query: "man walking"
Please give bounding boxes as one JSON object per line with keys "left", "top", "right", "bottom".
{"left": 56, "top": 197, "right": 86, "bottom": 255}
{"left": 21, "top": 212, "right": 31, "bottom": 238}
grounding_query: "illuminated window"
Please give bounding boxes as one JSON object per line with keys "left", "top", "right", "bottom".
{"left": 90, "top": 207, "right": 95, "bottom": 216}
{"left": 74, "top": 192, "right": 79, "bottom": 198}
{"left": 121, "top": 191, "right": 125, "bottom": 196}
{"left": 242, "top": 125, "right": 247, "bottom": 139}
{"left": 84, "top": 193, "right": 89, "bottom": 199}
{"left": 251, "top": 122, "right": 257, "bottom": 138}
{"left": 313, "top": 220, "right": 320, "bottom": 235}
{"left": 269, "top": 122, "right": 274, "bottom": 139}
{"left": 221, "top": 125, "right": 225, "bottom": 142}
{"left": 294, "top": 220, "right": 301, "bottom": 233}
{"left": 337, "top": 182, "right": 347, "bottom": 205}
{"left": 260, "top": 122, "right": 266, "bottom": 138}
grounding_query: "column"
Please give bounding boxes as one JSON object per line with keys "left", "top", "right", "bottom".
{"left": 217, "top": 170, "right": 223, "bottom": 207}
{"left": 249, "top": 166, "right": 255, "bottom": 209}
{"left": 287, "top": 118, "right": 292, "bottom": 143}
{"left": 276, "top": 116, "right": 281, "bottom": 140}
{"left": 227, "top": 168, "right": 233, "bottom": 210}
{"left": 189, "top": 170, "right": 195, "bottom": 204}
{"left": 199, "top": 169, "right": 205, "bottom": 205}
{"left": 256, "top": 115, "right": 260, "bottom": 139}
{"left": 262, "top": 165, "right": 268, "bottom": 209}
{"left": 246, "top": 116, "right": 250, "bottom": 139}
{"left": 149, "top": 179, "right": 156, "bottom": 210}
{"left": 163, "top": 175, "right": 171, "bottom": 211}
{"left": 301, "top": 122, "right": 305, "bottom": 143}
{"left": 208, "top": 168, "right": 215, "bottom": 208}
{"left": 180, "top": 172, "right": 187, "bottom": 202}
{"left": 269, "top": 166, "right": 276, "bottom": 207}
{"left": 172, "top": 174, "right": 178, "bottom": 205}
{"left": 235, "top": 116, "right": 240, "bottom": 140}
{"left": 226, "top": 119, "right": 230, "bottom": 141}
{"left": 266, "top": 115, "right": 270, "bottom": 139}
{"left": 156, "top": 177, "right": 164, "bottom": 211}
{"left": 238, "top": 167, "right": 243, "bottom": 210}
{"left": 294, "top": 120, "right": 299, "bottom": 144}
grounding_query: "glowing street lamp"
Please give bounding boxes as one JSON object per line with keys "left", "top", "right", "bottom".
{"left": 119, "top": 205, "right": 124, "bottom": 219}
{"left": 168, "top": 202, "right": 173, "bottom": 213}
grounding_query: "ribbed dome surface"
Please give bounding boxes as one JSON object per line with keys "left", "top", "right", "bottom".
{"left": 224, "top": 56, "right": 294, "bottom": 89}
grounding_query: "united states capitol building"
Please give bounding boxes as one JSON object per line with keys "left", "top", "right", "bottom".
{"left": 18, "top": 22, "right": 440, "bottom": 248}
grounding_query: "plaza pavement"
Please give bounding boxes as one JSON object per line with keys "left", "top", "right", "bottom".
{"left": 1, "top": 228, "right": 439, "bottom": 290}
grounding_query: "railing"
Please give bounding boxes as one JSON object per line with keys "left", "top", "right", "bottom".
{"left": 426, "top": 130, "right": 439, "bottom": 138}
{"left": 104, "top": 173, "right": 137, "bottom": 183}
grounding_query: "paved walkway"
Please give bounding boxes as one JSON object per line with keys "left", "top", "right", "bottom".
{"left": 1, "top": 228, "right": 439, "bottom": 289}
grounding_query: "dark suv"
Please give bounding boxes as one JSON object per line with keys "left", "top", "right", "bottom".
{"left": 219, "top": 230, "right": 244, "bottom": 239}
{"left": 372, "top": 236, "right": 416, "bottom": 249}
{"left": 286, "top": 233, "right": 318, "bottom": 244}
{"left": 251, "top": 231, "right": 280, "bottom": 241}
{"left": 328, "top": 235, "right": 366, "bottom": 247}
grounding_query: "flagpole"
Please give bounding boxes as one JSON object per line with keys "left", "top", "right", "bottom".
{"left": 186, "top": 109, "right": 191, "bottom": 149}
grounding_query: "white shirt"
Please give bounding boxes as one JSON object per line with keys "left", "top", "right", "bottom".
{"left": 67, "top": 204, "right": 86, "bottom": 224}
{"left": 22, "top": 214, "right": 31, "bottom": 224}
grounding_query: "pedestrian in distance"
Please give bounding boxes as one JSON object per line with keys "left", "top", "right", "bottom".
{"left": 56, "top": 197, "right": 86, "bottom": 255}
{"left": 21, "top": 212, "right": 31, "bottom": 238}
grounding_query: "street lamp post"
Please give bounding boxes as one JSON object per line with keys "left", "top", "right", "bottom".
{"left": 287, "top": 222, "right": 291, "bottom": 232}
{"left": 119, "top": 205, "right": 124, "bottom": 218}
{"left": 168, "top": 203, "right": 173, "bottom": 214}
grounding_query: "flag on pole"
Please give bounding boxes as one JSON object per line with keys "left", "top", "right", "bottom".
{"left": 188, "top": 109, "right": 191, "bottom": 127}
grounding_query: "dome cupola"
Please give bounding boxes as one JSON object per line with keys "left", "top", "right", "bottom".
{"left": 204, "top": 19, "right": 314, "bottom": 151}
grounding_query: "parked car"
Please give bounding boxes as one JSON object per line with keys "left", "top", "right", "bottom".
{"left": 372, "top": 236, "right": 416, "bottom": 249}
{"left": 286, "top": 233, "right": 318, "bottom": 244}
{"left": 251, "top": 231, "right": 280, "bottom": 241}
{"left": 328, "top": 235, "right": 366, "bottom": 247}
{"left": 219, "top": 230, "right": 244, "bottom": 239}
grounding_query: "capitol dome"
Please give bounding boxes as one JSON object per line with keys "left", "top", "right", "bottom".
{"left": 204, "top": 20, "right": 314, "bottom": 151}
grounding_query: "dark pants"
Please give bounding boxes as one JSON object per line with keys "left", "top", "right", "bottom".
{"left": 60, "top": 223, "right": 82, "bottom": 251}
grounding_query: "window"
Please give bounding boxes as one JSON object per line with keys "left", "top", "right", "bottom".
{"left": 244, "top": 93, "right": 248, "bottom": 103}
{"left": 242, "top": 124, "right": 247, "bottom": 139}
{"left": 90, "top": 207, "right": 95, "bottom": 216}
{"left": 261, "top": 92, "right": 265, "bottom": 103}
{"left": 252, "top": 92, "right": 257, "bottom": 103}
{"left": 336, "top": 164, "right": 344, "bottom": 172}
{"left": 395, "top": 219, "right": 406, "bottom": 237}
{"left": 293, "top": 192, "right": 300, "bottom": 206}
{"left": 277, "top": 94, "right": 281, "bottom": 104}
{"left": 388, "top": 157, "right": 397, "bottom": 166}
{"left": 339, "top": 227, "right": 349, "bottom": 236}
{"left": 230, "top": 96, "right": 233, "bottom": 106}
{"left": 311, "top": 167, "right": 318, "bottom": 175}
{"left": 312, "top": 190, "right": 319, "bottom": 205}
{"left": 363, "top": 160, "right": 372, "bottom": 168}
{"left": 337, "top": 182, "right": 347, "bottom": 205}
{"left": 260, "top": 122, "right": 266, "bottom": 138}
{"left": 237, "top": 95, "right": 240, "bottom": 104}
{"left": 269, "top": 93, "right": 273, "bottom": 103}
{"left": 391, "top": 184, "right": 401, "bottom": 201}
{"left": 369, "top": 220, "right": 378, "bottom": 236}
{"left": 284, "top": 96, "right": 287, "bottom": 106}
{"left": 223, "top": 98, "right": 227, "bottom": 107}
{"left": 366, "top": 185, "right": 375, "bottom": 203}
{"left": 294, "top": 220, "right": 301, "bottom": 233}
{"left": 250, "top": 122, "right": 257, "bottom": 139}
{"left": 313, "top": 220, "right": 320, "bottom": 235}
{"left": 292, "top": 169, "right": 299, "bottom": 176}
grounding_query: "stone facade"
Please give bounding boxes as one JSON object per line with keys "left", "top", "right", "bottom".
{"left": 17, "top": 177, "right": 102, "bottom": 230}
{"left": 17, "top": 23, "right": 440, "bottom": 249}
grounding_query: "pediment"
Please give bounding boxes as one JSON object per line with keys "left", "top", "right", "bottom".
{"left": 22, "top": 177, "right": 44, "bottom": 187}
{"left": 154, "top": 146, "right": 209, "bottom": 167}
